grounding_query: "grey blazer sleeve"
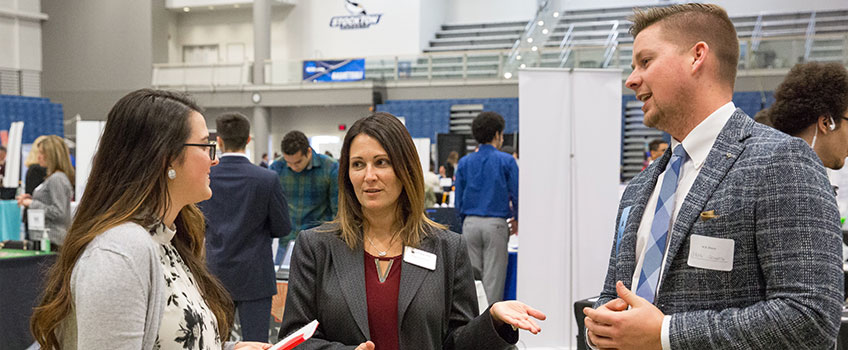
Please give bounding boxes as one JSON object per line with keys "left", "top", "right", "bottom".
{"left": 280, "top": 230, "right": 357, "bottom": 350}
{"left": 30, "top": 172, "right": 71, "bottom": 220}
{"left": 442, "top": 234, "right": 517, "bottom": 349}
{"left": 668, "top": 139, "right": 843, "bottom": 349}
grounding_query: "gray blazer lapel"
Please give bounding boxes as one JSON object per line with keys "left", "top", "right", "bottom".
{"left": 660, "top": 110, "right": 751, "bottom": 285}
{"left": 397, "top": 237, "right": 436, "bottom": 326}
{"left": 331, "top": 240, "right": 370, "bottom": 339}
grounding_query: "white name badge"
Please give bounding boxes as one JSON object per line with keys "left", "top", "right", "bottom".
{"left": 28, "top": 209, "right": 45, "bottom": 231}
{"left": 687, "top": 234, "right": 734, "bottom": 271}
{"left": 404, "top": 246, "right": 437, "bottom": 271}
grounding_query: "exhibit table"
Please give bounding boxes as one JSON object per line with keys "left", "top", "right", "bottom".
{"left": 0, "top": 249, "right": 56, "bottom": 350}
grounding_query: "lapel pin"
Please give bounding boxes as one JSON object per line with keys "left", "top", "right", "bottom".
{"left": 700, "top": 210, "right": 719, "bottom": 221}
{"left": 725, "top": 152, "right": 733, "bottom": 158}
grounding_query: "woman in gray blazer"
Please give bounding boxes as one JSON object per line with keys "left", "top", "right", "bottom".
{"left": 17, "top": 135, "right": 74, "bottom": 246}
{"left": 279, "top": 113, "right": 545, "bottom": 350}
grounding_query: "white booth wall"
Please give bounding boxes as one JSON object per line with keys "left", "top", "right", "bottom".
{"left": 518, "top": 68, "right": 621, "bottom": 349}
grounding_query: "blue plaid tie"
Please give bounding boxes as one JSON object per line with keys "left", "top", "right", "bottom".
{"left": 636, "top": 144, "right": 688, "bottom": 304}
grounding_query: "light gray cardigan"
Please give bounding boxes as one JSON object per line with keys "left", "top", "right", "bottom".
{"left": 60, "top": 222, "right": 236, "bottom": 350}
{"left": 29, "top": 171, "right": 72, "bottom": 245}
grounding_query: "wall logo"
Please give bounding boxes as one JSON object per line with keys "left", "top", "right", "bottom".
{"left": 330, "top": 0, "right": 382, "bottom": 30}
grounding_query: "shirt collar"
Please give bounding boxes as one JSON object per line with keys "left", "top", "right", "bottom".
{"left": 151, "top": 222, "right": 176, "bottom": 245}
{"left": 221, "top": 152, "right": 250, "bottom": 160}
{"left": 672, "top": 102, "right": 736, "bottom": 170}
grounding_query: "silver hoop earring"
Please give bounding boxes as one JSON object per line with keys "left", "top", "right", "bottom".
{"left": 167, "top": 168, "right": 176, "bottom": 180}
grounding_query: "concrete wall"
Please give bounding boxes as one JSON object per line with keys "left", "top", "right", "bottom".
{"left": 41, "top": 0, "right": 154, "bottom": 120}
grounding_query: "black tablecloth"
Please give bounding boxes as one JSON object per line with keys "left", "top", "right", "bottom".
{"left": 0, "top": 252, "right": 56, "bottom": 350}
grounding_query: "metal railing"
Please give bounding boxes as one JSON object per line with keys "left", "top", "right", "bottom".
{"left": 150, "top": 34, "right": 848, "bottom": 87}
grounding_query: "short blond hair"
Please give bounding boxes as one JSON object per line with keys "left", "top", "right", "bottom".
{"left": 630, "top": 3, "right": 739, "bottom": 88}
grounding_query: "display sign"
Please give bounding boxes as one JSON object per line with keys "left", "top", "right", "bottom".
{"left": 330, "top": 0, "right": 382, "bottom": 30}
{"left": 302, "top": 59, "right": 365, "bottom": 82}
{"left": 28, "top": 209, "right": 45, "bottom": 231}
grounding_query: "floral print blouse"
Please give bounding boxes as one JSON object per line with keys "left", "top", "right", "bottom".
{"left": 151, "top": 223, "right": 222, "bottom": 350}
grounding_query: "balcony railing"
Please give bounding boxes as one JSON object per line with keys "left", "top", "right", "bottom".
{"left": 151, "top": 33, "right": 848, "bottom": 87}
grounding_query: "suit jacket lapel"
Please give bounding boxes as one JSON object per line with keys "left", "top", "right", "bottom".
{"left": 397, "top": 236, "right": 435, "bottom": 326}
{"left": 619, "top": 151, "right": 669, "bottom": 287}
{"left": 330, "top": 240, "right": 370, "bottom": 339}
{"left": 660, "top": 110, "right": 751, "bottom": 288}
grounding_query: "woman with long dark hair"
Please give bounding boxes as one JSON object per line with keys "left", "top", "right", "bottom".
{"left": 279, "top": 112, "right": 545, "bottom": 350}
{"left": 30, "top": 89, "right": 270, "bottom": 350}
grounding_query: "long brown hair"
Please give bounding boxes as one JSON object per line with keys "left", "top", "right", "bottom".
{"left": 37, "top": 135, "right": 75, "bottom": 187}
{"left": 30, "top": 89, "right": 233, "bottom": 349}
{"left": 333, "top": 112, "right": 443, "bottom": 249}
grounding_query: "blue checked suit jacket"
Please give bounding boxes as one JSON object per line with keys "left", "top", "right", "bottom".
{"left": 596, "top": 110, "right": 844, "bottom": 349}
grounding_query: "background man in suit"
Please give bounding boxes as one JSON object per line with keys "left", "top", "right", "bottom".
{"left": 584, "top": 4, "right": 843, "bottom": 349}
{"left": 199, "top": 112, "right": 291, "bottom": 342}
{"left": 270, "top": 130, "right": 338, "bottom": 263}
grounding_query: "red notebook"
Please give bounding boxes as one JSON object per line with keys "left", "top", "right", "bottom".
{"left": 270, "top": 320, "right": 319, "bottom": 350}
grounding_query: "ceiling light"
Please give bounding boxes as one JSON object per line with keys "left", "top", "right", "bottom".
{"left": 538, "top": 20, "right": 545, "bottom": 26}
{"left": 183, "top": 7, "right": 190, "bottom": 12}
{"left": 553, "top": 12, "right": 560, "bottom": 18}
{"left": 516, "top": 55, "right": 522, "bottom": 60}
{"left": 519, "top": 64, "right": 526, "bottom": 69}
{"left": 542, "top": 28, "right": 549, "bottom": 35}
{"left": 208, "top": 6, "right": 214, "bottom": 10}
{"left": 504, "top": 72, "right": 513, "bottom": 79}
{"left": 526, "top": 37, "right": 534, "bottom": 43}
{"left": 531, "top": 46, "right": 538, "bottom": 51}
{"left": 234, "top": 4, "right": 240, "bottom": 8}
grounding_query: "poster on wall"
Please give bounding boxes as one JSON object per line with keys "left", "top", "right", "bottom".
{"left": 330, "top": 0, "right": 383, "bottom": 30}
{"left": 303, "top": 59, "right": 366, "bottom": 82}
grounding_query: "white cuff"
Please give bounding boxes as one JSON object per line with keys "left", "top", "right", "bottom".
{"left": 661, "top": 315, "right": 672, "bottom": 350}
{"left": 585, "top": 327, "right": 599, "bottom": 350}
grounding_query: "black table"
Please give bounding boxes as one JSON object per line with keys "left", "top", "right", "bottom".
{"left": 425, "top": 207, "right": 461, "bottom": 234}
{"left": 0, "top": 249, "right": 56, "bottom": 350}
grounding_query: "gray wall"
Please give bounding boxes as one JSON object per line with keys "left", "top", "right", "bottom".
{"left": 41, "top": 0, "right": 155, "bottom": 123}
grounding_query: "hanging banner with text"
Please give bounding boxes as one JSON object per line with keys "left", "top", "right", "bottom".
{"left": 302, "top": 59, "right": 366, "bottom": 82}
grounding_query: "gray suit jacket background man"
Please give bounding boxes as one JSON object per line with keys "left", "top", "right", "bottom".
{"left": 597, "top": 111, "right": 843, "bottom": 349}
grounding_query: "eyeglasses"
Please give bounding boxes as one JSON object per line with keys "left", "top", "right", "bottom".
{"left": 184, "top": 142, "right": 217, "bottom": 160}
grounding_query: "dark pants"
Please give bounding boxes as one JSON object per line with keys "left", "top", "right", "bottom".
{"left": 235, "top": 297, "right": 272, "bottom": 342}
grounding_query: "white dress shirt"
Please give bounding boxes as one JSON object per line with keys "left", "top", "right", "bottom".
{"left": 220, "top": 152, "right": 250, "bottom": 160}
{"left": 631, "top": 101, "right": 736, "bottom": 350}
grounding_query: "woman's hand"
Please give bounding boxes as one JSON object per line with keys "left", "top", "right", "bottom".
{"left": 489, "top": 300, "right": 547, "bottom": 334}
{"left": 233, "top": 341, "right": 272, "bottom": 350}
{"left": 355, "top": 341, "right": 375, "bottom": 350}
{"left": 16, "top": 194, "right": 32, "bottom": 208}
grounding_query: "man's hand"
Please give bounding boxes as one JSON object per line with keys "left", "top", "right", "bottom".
{"left": 355, "top": 341, "right": 375, "bottom": 350}
{"left": 583, "top": 281, "right": 664, "bottom": 350}
{"left": 507, "top": 218, "right": 518, "bottom": 235}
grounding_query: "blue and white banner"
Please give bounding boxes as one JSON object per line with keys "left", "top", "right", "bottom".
{"left": 302, "top": 59, "right": 366, "bottom": 82}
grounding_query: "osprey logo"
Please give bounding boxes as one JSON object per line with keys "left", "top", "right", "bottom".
{"left": 330, "top": 0, "right": 382, "bottom": 30}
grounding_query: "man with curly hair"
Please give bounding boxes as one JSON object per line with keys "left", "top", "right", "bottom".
{"left": 765, "top": 62, "right": 848, "bottom": 169}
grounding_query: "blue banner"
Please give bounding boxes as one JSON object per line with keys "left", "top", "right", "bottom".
{"left": 302, "top": 59, "right": 365, "bottom": 82}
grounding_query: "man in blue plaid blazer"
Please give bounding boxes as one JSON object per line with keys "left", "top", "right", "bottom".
{"left": 584, "top": 4, "right": 844, "bottom": 350}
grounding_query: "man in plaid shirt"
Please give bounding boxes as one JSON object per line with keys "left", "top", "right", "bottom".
{"left": 270, "top": 130, "right": 339, "bottom": 263}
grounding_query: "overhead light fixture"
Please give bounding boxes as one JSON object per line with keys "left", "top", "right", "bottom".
{"left": 538, "top": 20, "right": 545, "bottom": 26}
{"left": 519, "top": 64, "right": 526, "bottom": 69}
{"left": 526, "top": 37, "right": 534, "bottom": 43}
{"left": 553, "top": 12, "right": 560, "bottom": 18}
{"left": 542, "top": 28, "right": 549, "bottom": 35}
{"left": 504, "top": 72, "right": 513, "bottom": 79}
{"left": 531, "top": 46, "right": 538, "bottom": 51}
{"left": 208, "top": 6, "right": 214, "bottom": 10}
{"left": 183, "top": 7, "right": 190, "bottom": 12}
{"left": 516, "top": 55, "right": 522, "bottom": 60}
{"left": 234, "top": 4, "right": 240, "bottom": 8}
